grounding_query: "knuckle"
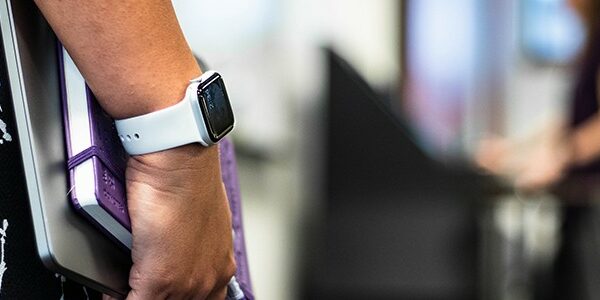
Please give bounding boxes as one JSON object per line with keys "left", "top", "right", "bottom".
{"left": 215, "top": 255, "right": 237, "bottom": 289}
{"left": 129, "top": 267, "right": 175, "bottom": 297}
{"left": 184, "top": 275, "right": 201, "bottom": 295}
{"left": 127, "top": 266, "right": 144, "bottom": 289}
{"left": 224, "top": 257, "right": 237, "bottom": 279}
{"left": 189, "top": 275, "right": 214, "bottom": 299}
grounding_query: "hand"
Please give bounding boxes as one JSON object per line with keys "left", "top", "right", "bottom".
{"left": 474, "top": 136, "right": 513, "bottom": 176}
{"left": 513, "top": 136, "right": 572, "bottom": 192}
{"left": 111, "top": 145, "right": 236, "bottom": 299}
{"left": 475, "top": 132, "right": 573, "bottom": 193}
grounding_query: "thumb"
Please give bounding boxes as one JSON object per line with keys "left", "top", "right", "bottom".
{"left": 126, "top": 289, "right": 155, "bottom": 300}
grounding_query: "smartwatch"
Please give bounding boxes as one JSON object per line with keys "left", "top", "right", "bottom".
{"left": 115, "top": 71, "right": 234, "bottom": 155}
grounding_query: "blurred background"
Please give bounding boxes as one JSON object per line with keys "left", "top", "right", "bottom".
{"left": 173, "top": 0, "right": 600, "bottom": 299}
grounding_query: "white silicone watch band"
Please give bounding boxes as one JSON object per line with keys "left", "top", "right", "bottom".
{"left": 115, "top": 79, "right": 209, "bottom": 155}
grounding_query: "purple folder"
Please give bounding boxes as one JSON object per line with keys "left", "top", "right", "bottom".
{"left": 60, "top": 47, "right": 253, "bottom": 298}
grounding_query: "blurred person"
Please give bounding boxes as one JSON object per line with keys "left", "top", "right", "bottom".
{"left": 476, "top": 0, "right": 600, "bottom": 192}
{"left": 476, "top": 1, "right": 600, "bottom": 299}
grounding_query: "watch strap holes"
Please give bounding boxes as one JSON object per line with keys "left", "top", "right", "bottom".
{"left": 119, "top": 134, "right": 140, "bottom": 143}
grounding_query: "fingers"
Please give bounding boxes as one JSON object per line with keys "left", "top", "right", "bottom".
{"left": 125, "top": 267, "right": 225, "bottom": 300}
{"left": 125, "top": 288, "right": 157, "bottom": 300}
{"left": 515, "top": 166, "right": 563, "bottom": 193}
{"left": 126, "top": 284, "right": 219, "bottom": 300}
{"left": 126, "top": 272, "right": 233, "bottom": 300}
{"left": 474, "top": 137, "right": 511, "bottom": 174}
{"left": 206, "top": 286, "right": 227, "bottom": 300}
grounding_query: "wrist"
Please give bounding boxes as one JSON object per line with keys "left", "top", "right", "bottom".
{"left": 569, "top": 129, "right": 587, "bottom": 167}
{"left": 127, "top": 144, "right": 221, "bottom": 191}
{"left": 115, "top": 71, "right": 234, "bottom": 155}
{"left": 99, "top": 60, "right": 202, "bottom": 119}
{"left": 564, "top": 133, "right": 579, "bottom": 168}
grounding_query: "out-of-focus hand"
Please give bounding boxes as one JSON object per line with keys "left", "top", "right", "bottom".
{"left": 513, "top": 135, "right": 572, "bottom": 192}
{"left": 475, "top": 130, "right": 573, "bottom": 193}
{"left": 108, "top": 144, "right": 236, "bottom": 300}
{"left": 474, "top": 137, "right": 513, "bottom": 176}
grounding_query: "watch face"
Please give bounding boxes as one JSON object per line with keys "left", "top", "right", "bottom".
{"left": 197, "top": 74, "right": 234, "bottom": 143}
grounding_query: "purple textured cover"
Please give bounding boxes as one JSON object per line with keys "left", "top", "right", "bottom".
{"left": 59, "top": 47, "right": 131, "bottom": 230}
{"left": 219, "top": 139, "right": 254, "bottom": 298}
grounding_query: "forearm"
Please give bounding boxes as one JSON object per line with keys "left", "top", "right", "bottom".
{"left": 570, "top": 115, "right": 600, "bottom": 166}
{"left": 34, "top": 0, "right": 201, "bottom": 119}
{"left": 34, "top": 2, "right": 235, "bottom": 298}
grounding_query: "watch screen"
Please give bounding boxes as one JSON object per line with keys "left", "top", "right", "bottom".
{"left": 198, "top": 75, "right": 234, "bottom": 142}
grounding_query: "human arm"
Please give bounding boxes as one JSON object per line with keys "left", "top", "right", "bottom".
{"left": 512, "top": 71, "right": 600, "bottom": 190}
{"left": 33, "top": 1, "right": 235, "bottom": 299}
{"left": 475, "top": 72, "right": 600, "bottom": 191}
{"left": 34, "top": 0, "right": 199, "bottom": 119}
{"left": 475, "top": 119, "right": 572, "bottom": 191}
{"left": 569, "top": 115, "right": 600, "bottom": 166}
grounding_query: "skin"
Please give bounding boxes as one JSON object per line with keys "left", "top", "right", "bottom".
{"left": 566, "top": 0, "right": 600, "bottom": 166}
{"left": 33, "top": 1, "right": 236, "bottom": 299}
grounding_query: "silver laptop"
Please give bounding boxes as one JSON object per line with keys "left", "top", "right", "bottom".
{"left": 1, "top": 0, "right": 130, "bottom": 296}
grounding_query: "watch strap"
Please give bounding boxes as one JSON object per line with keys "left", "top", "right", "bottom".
{"left": 114, "top": 88, "right": 203, "bottom": 155}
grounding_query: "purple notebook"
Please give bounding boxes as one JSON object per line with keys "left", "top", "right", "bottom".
{"left": 60, "top": 47, "right": 132, "bottom": 248}
{"left": 60, "top": 47, "right": 253, "bottom": 298}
